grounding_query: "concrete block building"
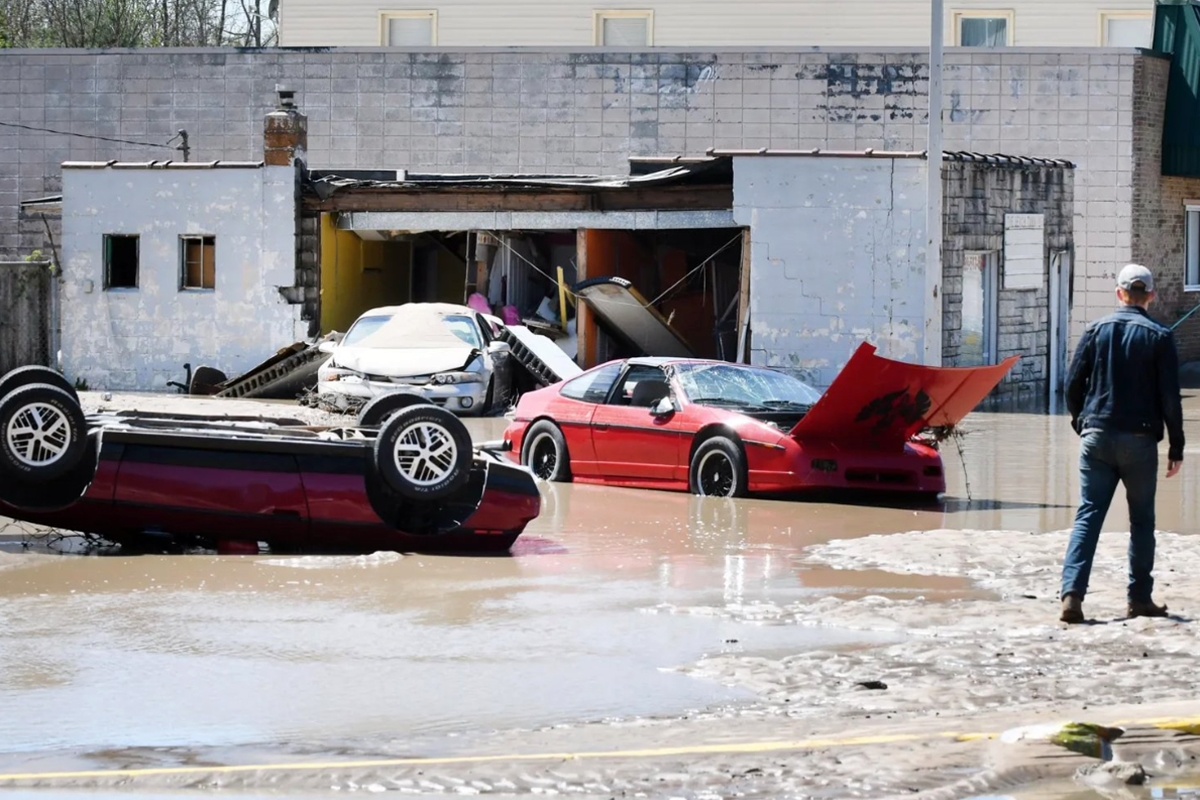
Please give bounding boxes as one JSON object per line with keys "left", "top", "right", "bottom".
{"left": 3, "top": 24, "right": 1199, "bottom": 391}
{"left": 47, "top": 84, "right": 1074, "bottom": 401}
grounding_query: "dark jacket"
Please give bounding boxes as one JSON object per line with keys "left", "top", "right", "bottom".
{"left": 1066, "top": 305, "right": 1185, "bottom": 461}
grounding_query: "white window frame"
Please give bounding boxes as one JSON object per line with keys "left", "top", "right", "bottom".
{"left": 179, "top": 234, "right": 216, "bottom": 292}
{"left": 1186, "top": 202, "right": 1200, "bottom": 292}
{"left": 952, "top": 9, "right": 1015, "bottom": 46}
{"left": 1098, "top": 10, "right": 1153, "bottom": 46}
{"left": 379, "top": 10, "right": 438, "bottom": 46}
{"left": 593, "top": 10, "right": 654, "bottom": 46}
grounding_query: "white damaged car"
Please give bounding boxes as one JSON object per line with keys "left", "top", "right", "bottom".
{"left": 317, "top": 303, "right": 512, "bottom": 416}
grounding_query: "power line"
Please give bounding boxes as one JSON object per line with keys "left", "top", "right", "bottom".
{"left": 0, "top": 120, "right": 174, "bottom": 150}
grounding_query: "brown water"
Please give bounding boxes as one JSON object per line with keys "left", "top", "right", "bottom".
{"left": 2, "top": 403, "right": 1199, "bottom": 769}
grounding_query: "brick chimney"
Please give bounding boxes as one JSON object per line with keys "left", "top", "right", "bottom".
{"left": 264, "top": 85, "right": 307, "bottom": 166}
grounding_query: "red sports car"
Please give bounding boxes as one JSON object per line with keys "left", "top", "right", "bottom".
{"left": 501, "top": 343, "right": 1017, "bottom": 499}
{"left": 0, "top": 366, "right": 540, "bottom": 554}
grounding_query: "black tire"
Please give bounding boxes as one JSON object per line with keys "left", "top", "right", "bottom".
{"left": 374, "top": 405, "right": 473, "bottom": 501}
{"left": 357, "top": 392, "right": 430, "bottom": 428}
{"left": 0, "top": 383, "right": 88, "bottom": 482}
{"left": 0, "top": 430, "right": 101, "bottom": 512}
{"left": 688, "top": 436, "right": 748, "bottom": 498}
{"left": 0, "top": 366, "right": 78, "bottom": 403}
{"left": 521, "top": 420, "right": 572, "bottom": 482}
{"left": 189, "top": 365, "right": 228, "bottom": 395}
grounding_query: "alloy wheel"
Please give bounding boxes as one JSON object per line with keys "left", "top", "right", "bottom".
{"left": 391, "top": 421, "right": 459, "bottom": 487}
{"left": 528, "top": 433, "right": 558, "bottom": 480}
{"left": 5, "top": 401, "right": 73, "bottom": 468}
{"left": 696, "top": 449, "right": 735, "bottom": 497}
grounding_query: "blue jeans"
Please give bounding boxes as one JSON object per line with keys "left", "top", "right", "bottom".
{"left": 1061, "top": 430, "right": 1159, "bottom": 603}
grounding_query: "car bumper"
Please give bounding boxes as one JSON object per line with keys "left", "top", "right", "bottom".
{"left": 746, "top": 442, "right": 947, "bottom": 495}
{"left": 317, "top": 379, "right": 487, "bottom": 414}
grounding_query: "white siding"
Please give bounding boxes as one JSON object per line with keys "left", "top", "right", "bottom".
{"left": 280, "top": 0, "right": 1156, "bottom": 47}
{"left": 60, "top": 166, "right": 305, "bottom": 391}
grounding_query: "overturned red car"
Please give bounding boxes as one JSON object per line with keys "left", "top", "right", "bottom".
{"left": 501, "top": 343, "right": 1017, "bottom": 499}
{"left": 0, "top": 367, "right": 540, "bottom": 554}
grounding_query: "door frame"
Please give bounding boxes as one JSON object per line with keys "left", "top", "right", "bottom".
{"left": 1048, "top": 250, "right": 1072, "bottom": 404}
{"left": 962, "top": 250, "right": 1000, "bottom": 365}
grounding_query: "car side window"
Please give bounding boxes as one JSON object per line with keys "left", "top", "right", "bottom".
{"left": 561, "top": 363, "right": 624, "bottom": 404}
{"left": 609, "top": 365, "right": 670, "bottom": 407}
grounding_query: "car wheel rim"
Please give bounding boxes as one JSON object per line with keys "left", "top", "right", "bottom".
{"left": 697, "top": 450, "right": 735, "bottom": 497}
{"left": 528, "top": 433, "right": 558, "bottom": 479}
{"left": 392, "top": 421, "right": 458, "bottom": 487}
{"left": 5, "top": 401, "right": 72, "bottom": 468}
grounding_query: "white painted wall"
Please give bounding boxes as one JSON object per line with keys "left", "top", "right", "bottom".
{"left": 60, "top": 165, "right": 305, "bottom": 391}
{"left": 280, "top": 0, "right": 1154, "bottom": 47}
{"left": 733, "top": 156, "right": 927, "bottom": 389}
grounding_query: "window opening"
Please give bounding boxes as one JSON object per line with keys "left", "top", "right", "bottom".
{"left": 960, "top": 251, "right": 999, "bottom": 366}
{"left": 561, "top": 363, "right": 624, "bottom": 404}
{"left": 1100, "top": 12, "right": 1151, "bottom": 46}
{"left": 381, "top": 11, "right": 436, "bottom": 45}
{"left": 181, "top": 235, "right": 216, "bottom": 290}
{"left": 954, "top": 10, "right": 1013, "bottom": 46}
{"left": 104, "top": 234, "right": 139, "bottom": 289}
{"left": 595, "top": 11, "right": 652, "bottom": 46}
{"left": 611, "top": 365, "right": 670, "bottom": 407}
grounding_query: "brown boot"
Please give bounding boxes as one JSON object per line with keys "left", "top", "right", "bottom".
{"left": 1127, "top": 599, "right": 1168, "bottom": 619}
{"left": 1061, "top": 594, "right": 1085, "bottom": 624}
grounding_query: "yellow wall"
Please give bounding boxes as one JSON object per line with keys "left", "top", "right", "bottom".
{"left": 319, "top": 214, "right": 412, "bottom": 334}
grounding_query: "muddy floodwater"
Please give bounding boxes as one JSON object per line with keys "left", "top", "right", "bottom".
{"left": 4, "top": 399, "right": 1200, "bottom": 796}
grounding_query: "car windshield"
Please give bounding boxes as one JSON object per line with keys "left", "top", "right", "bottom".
{"left": 673, "top": 363, "right": 823, "bottom": 411}
{"left": 341, "top": 313, "right": 481, "bottom": 349}
{"left": 342, "top": 315, "right": 392, "bottom": 347}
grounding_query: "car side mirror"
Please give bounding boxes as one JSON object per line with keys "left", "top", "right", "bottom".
{"left": 487, "top": 340, "right": 511, "bottom": 354}
{"left": 650, "top": 397, "right": 675, "bottom": 418}
{"left": 318, "top": 340, "right": 337, "bottom": 354}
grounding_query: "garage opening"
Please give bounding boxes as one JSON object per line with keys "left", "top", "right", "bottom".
{"left": 318, "top": 219, "right": 748, "bottom": 369}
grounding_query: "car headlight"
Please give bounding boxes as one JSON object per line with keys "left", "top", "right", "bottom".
{"left": 432, "top": 372, "right": 483, "bottom": 385}
{"left": 321, "top": 365, "right": 361, "bottom": 382}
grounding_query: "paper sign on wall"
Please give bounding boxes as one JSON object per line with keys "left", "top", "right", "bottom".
{"left": 1004, "top": 213, "right": 1045, "bottom": 290}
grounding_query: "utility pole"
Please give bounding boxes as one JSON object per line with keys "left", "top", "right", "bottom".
{"left": 925, "top": 0, "right": 944, "bottom": 367}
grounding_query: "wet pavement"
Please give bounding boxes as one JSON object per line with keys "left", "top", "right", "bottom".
{"left": 3, "top": 398, "right": 1200, "bottom": 795}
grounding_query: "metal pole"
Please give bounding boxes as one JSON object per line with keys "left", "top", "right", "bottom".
{"left": 925, "top": 0, "right": 945, "bottom": 367}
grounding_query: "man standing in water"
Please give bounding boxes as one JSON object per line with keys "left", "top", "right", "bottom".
{"left": 1060, "top": 264, "right": 1184, "bottom": 623}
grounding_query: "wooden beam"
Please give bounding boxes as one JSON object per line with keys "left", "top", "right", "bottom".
{"left": 736, "top": 227, "right": 752, "bottom": 364}
{"left": 303, "top": 186, "right": 733, "bottom": 214}
{"left": 575, "top": 228, "right": 598, "bottom": 369}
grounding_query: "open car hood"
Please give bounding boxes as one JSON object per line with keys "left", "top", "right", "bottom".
{"left": 789, "top": 343, "right": 1019, "bottom": 448}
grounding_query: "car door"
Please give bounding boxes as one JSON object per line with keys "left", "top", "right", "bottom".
{"left": 589, "top": 364, "right": 683, "bottom": 483}
{"left": 547, "top": 362, "right": 625, "bottom": 475}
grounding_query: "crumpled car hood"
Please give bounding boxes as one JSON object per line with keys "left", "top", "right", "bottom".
{"left": 332, "top": 346, "right": 477, "bottom": 378}
{"left": 789, "top": 343, "right": 1019, "bottom": 449}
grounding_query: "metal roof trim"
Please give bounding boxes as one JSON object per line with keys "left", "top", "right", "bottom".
{"left": 62, "top": 160, "right": 264, "bottom": 170}
{"left": 306, "top": 159, "right": 732, "bottom": 198}
{"left": 699, "top": 148, "right": 1074, "bottom": 168}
